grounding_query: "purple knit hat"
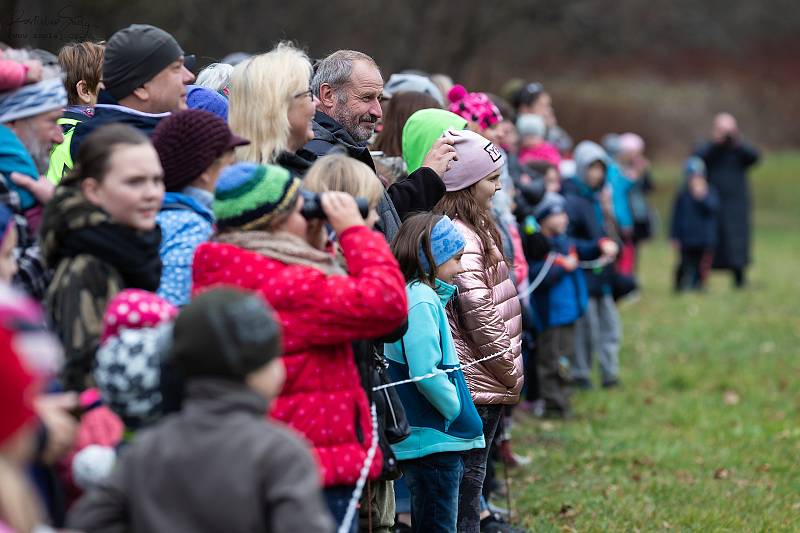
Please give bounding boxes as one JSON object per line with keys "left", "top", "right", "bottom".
{"left": 442, "top": 129, "right": 505, "bottom": 192}
{"left": 447, "top": 84, "right": 503, "bottom": 131}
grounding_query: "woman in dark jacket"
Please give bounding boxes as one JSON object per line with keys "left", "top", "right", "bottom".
{"left": 42, "top": 124, "right": 164, "bottom": 391}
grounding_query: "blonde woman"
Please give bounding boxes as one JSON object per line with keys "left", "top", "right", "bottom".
{"left": 228, "top": 42, "right": 318, "bottom": 177}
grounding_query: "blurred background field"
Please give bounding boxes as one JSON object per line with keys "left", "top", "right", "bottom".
{"left": 509, "top": 152, "right": 800, "bottom": 531}
{"left": 5, "top": 0, "right": 800, "bottom": 158}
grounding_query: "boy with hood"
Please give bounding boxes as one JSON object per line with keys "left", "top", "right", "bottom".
{"left": 670, "top": 157, "right": 720, "bottom": 292}
{"left": 68, "top": 288, "right": 334, "bottom": 533}
{"left": 561, "top": 141, "right": 620, "bottom": 389}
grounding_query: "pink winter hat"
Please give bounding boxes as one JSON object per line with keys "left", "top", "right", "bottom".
{"left": 442, "top": 129, "right": 505, "bottom": 192}
{"left": 447, "top": 84, "right": 503, "bottom": 131}
{"left": 101, "top": 289, "right": 178, "bottom": 343}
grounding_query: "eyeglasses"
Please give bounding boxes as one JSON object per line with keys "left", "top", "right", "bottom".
{"left": 293, "top": 88, "right": 314, "bottom": 100}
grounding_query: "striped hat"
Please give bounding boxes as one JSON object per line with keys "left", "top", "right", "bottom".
{"left": 0, "top": 76, "right": 67, "bottom": 123}
{"left": 213, "top": 162, "right": 301, "bottom": 230}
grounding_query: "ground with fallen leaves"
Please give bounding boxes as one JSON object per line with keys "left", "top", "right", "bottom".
{"left": 509, "top": 152, "right": 800, "bottom": 532}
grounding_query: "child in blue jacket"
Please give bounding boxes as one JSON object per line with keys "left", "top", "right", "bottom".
{"left": 385, "top": 213, "right": 484, "bottom": 533}
{"left": 529, "top": 193, "right": 605, "bottom": 417}
{"left": 670, "top": 157, "right": 720, "bottom": 291}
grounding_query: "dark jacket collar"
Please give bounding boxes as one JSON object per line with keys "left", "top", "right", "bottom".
{"left": 309, "top": 111, "right": 375, "bottom": 171}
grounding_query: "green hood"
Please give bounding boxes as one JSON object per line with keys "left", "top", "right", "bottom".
{"left": 402, "top": 109, "right": 468, "bottom": 174}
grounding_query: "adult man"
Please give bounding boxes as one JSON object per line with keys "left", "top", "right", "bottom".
{"left": 693, "top": 112, "right": 760, "bottom": 288}
{"left": 69, "top": 24, "right": 195, "bottom": 160}
{"left": 301, "top": 50, "right": 455, "bottom": 241}
{"left": 0, "top": 60, "right": 67, "bottom": 298}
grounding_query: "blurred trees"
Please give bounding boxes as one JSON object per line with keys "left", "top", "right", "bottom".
{"left": 3, "top": 0, "right": 799, "bottom": 155}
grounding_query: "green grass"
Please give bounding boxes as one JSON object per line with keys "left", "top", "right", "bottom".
{"left": 510, "top": 152, "right": 800, "bottom": 532}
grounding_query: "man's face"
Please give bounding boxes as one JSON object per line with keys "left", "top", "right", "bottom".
{"left": 331, "top": 60, "right": 383, "bottom": 142}
{"left": 12, "top": 109, "right": 64, "bottom": 174}
{"left": 140, "top": 58, "right": 195, "bottom": 113}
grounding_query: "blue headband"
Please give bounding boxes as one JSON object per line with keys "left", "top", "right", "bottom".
{"left": 419, "top": 216, "right": 466, "bottom": 273}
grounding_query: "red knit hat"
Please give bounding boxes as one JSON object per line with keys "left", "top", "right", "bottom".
{"left": 101, "top": 289, "right": 178, "bottom": 343}
{"left": 151, "top": 109, "right": 250, "bottom": 192}
{"left": 0, "top": 327, "right": 38, "bottom": 446}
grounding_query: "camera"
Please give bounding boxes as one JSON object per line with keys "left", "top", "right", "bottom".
{"left": 299, "top": 190, "right": 370, "bottom": 220}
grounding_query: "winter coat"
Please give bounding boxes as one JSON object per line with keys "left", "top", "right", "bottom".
{"left": 669, "top": 184, "right": 720, "bottom": 250}
{"left": 562, "top": 178, "right": 615, "bottom": 297}
{"left": 0, "top": 124, "right": 41, "bottom": 211}
{"left": 447, "top": 219, "right": 523, "bottom": 405}
{"left": 67, "top": 379, "right": 334, "bottom": 533}
{"left": 384, "top": 280, "right": 485, "bottom": 460}
{"left": 529, "top": 234, "right": 597, "bottom": 331}
{"left": 192, "top": 226, "right": 408, "bottom": 487}
{"left": 275, "top": 150, "right": 312, "bottom": 178}
{"left": 607, "top": 160, "right": 635, "bottom": 232}
{"left": 301, "top": 112, "right": 446, "bottom": 239}
{"left": 41, "top": 185, "right": 162, "bottom": 391}
{"left": 693, "top": 140, "right": 760, "bottom": 269}
{"left": 69, "top": 104, "right": 169, "bottom": 161}
{"left": 156, "top": 187, "right": 215, "bottom": 306}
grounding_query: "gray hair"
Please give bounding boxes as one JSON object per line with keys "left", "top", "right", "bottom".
{"left": 311, "top": 50, "right": 379, "bottom": 99}
{"left": 195, "top": 63, "right": 235, "bottom": 93}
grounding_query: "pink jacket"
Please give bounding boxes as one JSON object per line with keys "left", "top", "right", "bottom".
{"left": 447, "top": 219, "right": 524, "bottom": 405}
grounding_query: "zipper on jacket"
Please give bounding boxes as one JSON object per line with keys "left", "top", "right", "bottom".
{"left": 383, "top": 389, "right": 399, "bottom": 428}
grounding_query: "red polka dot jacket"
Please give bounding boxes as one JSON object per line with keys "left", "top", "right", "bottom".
{"left": 192, "top": 226, "right": 408, "bottom": 487}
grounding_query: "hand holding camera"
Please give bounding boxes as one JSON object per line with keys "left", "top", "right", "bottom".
{"left": 319, "top": 192, "right": 368, "bottom": 235}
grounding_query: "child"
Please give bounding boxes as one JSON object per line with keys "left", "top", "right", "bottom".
{"left": 151, "top": 109, "right": 248, "bottom": 306}
{"left": 0, "top": 204, "right": 18, "bottom": 283}
{"left": 67, "top": 288, "right": 335, "bottom": 532}
{"left": 516, "top": 113, "right": 561, "bottom": 166}
{"left": 385, "top": 213, "right": 485, "bottom": 532}
{"left": 561, "top": 141, "right": 621, "bottom": 389}
{"left": 433, "top": 128, "right": 524, "bottom": 532}
{"left": 41, "top": 124, "right": 165, "bottom": 391}
{"left": 529, "top": 193, "right": 606, "bottom": 417}
{"left": 670, "top": 157, "right": 720, "bottom": 291}
{"left": 192, "top": 161, "right": 408, "bottom": 529}
{"left": 47, "top": 41, "right": 105, "bottom": 184}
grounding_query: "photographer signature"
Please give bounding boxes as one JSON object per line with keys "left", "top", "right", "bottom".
{"left": 2, "top": 5, "right": 94, "bottom": 39}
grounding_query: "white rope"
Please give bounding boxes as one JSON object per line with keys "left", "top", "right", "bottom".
{"left": 337, "top": 402, "right": 379, "bottom": 533}
{"left": 372, "top": 340, "right": 523, "bottom": 392}
{"left": 515, "top": 252, "right": 557, "bottom": 300}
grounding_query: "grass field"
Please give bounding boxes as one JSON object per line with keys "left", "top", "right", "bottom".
{"left": 510, "top": 152, "right": 800, "bottom": 532}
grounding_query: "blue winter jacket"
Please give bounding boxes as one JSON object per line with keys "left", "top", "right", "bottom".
{"left": 385, "top": 280, "right": 485, "bottom": 460}
{"left": 156, "top": 188, "right": 215, "bottom": 306}
{"left": 0, "top": 124, "right": 41, "bottom": 211}
{"left": 669, "top": 184, "right": 720, "bottom": 250}
{"left": 529, "top": 234, "right": 598, "bottom": 331}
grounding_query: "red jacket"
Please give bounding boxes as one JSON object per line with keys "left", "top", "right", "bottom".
{"left": 192, "top": 226, "right": 408, "bottom": 487}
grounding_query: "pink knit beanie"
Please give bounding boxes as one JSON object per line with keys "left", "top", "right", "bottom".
{"left": 447, "top": 84, "right": 503, "bottom": 131}
{"left": 442, "top": 129, "right": 505, "bottom": 191}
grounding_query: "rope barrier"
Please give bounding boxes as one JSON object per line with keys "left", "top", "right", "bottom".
{"left": 337, "top": 402, "right": 379, "bottom": 533}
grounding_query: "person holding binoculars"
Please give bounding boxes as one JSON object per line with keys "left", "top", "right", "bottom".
{"left": 192, "top": 155, "right": 409, "bottom": 530}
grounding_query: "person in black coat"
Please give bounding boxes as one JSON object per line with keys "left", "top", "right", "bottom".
{"left": 670, "top": 157, "right": 720, "bottom": 291}
{"left": 300, "top": 50, "right": 456, "bottom": 243}
{"left": 693, "top": 113, "right": 760, "bottom": 288}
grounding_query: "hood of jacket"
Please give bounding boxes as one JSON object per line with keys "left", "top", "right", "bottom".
{"left": 573, "top": 140, "right": 608, "bottom": 190}
{"left": 402, "top": 109, "right": 468, "bottom": 174}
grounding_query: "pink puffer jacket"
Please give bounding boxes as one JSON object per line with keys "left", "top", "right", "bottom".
{"left": 447, "top": 219, "right": 524, "bottom": 405}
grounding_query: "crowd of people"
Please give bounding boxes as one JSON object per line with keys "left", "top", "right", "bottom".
{"left": 0, "top": 23, "right": 760, "bottom": 533}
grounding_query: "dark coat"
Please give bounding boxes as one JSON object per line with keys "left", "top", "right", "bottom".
{"left": 561, "top": 178, "right": 615, "bottom": 297}
{"left": 669, "top": 185, "right": 720, "bottom": 250}
{"left": 693, "top": 140, "right": 760, "bottom": 269}
{"left": 300, "top": 111, "right": 446, "bottom": 241}
{"left": 70, "top": 104, "right": 168, "bottom": 161}
{"left": 67, "top": 379, "right": 334, "bottom": 533}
